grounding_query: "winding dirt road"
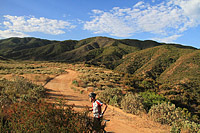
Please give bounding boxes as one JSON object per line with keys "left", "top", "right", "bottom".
{"left": 45, "top": 70, "right": 170, "bottom": 133}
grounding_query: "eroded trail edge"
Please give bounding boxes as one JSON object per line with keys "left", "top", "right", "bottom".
{"left": 45, "top": 70, "right": 170, "bottom": 133}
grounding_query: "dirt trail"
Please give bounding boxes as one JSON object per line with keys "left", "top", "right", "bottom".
{"left": 45, "top": 70, "right": 170, "bottom": 133}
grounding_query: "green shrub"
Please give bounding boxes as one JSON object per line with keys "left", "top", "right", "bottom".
{"left": 98, "top": 88, "right": 123, "bottom": 107}
{"left": 80, "top": 90, "right": 84, "bottom": 94}
{"left": 139, "top": 91, "right": 167, "bottom": 112}
{"left": 170, "top": 123, "right": 182, "bottom": 133}
{"left": 148, "top": 102, "right": 183, "bottom": 125}
{"left": 140, "top": 79, "right": 156, "bottom": 90}
{"left": 181, "top": 120, "right": 200, "bottom": 133}
{"left": 170, "top": 120, "right": 200, "bottom": 133}
{"left": 149, "top": 102, "right": 200, "bottom": 132}
{"left": 121, "top": 93, "right": 146, "bottom": 115}
{"left": 72, "top": 80, "right": 78, "bottom": 86}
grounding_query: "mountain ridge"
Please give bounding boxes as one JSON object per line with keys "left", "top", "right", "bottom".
{"left": 0, "top": 36, "right": 198, "bottom": 85}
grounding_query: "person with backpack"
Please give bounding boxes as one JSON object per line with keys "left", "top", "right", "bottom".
{"left": 88, "top": 92, "right": 107, "bottom": 132}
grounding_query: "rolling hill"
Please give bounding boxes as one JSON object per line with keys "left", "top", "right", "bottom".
{"left": 114, "top": 44, "right": 199, "bottom": 115}
{"left": 0, "top": 36, "right": 198, "bottom": 77}
{"left": 0, "top": 37, "right": 162, "bottom": 63}
{"left": 0, "top": 37, "right": 198, "bottom": 76}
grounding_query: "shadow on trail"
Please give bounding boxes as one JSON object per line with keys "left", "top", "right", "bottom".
{"left": 73, "top": 105, "right": 88, "bottom": 109}
{"left": 51, "top": 102, "right": 89, "bottom": 109}
{"left": 46, "top": 93, "right": 75, "bottom": 98}
{"left": 45, "top": 88, "right": 56, "bottom": 92}
{"left": 43, "top": 77, "right": 55, "bottom": 86}
{"left": 46, "top": 91, "right": 86, "bottom": 102}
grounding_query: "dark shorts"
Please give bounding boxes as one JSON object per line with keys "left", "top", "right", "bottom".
{"left": 93, "top": 117, "right": 101, "bottom": 131}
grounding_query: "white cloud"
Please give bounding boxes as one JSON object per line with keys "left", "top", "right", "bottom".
{"left": 84, "top": 11, "right": 134, "bottom": 37}
{"left": 84, "top": 0, "right": 200, "bottom": 42}
{"left": 134, "top": 1, "right": 146, "bottom": 9}
{"left": 175, "top": 0, "right": 200, "bottom": 17}
{"left": 152, "top": 34, "right": 182, "bottom": 43}
{"left": 1, "top": 15, "right": 76, "bottom": 38}
{"left": 174, "top": 0, "right": 200, "bottom": 28}
{"left": 0, "top": 30, "right": 29, "bottom": 39}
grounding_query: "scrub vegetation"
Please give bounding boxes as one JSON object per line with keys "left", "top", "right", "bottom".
{"left": 0, "top": 36, "right": 199, "bottom": 132}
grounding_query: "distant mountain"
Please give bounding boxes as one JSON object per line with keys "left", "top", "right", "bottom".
{"left": 0, "top": 37, "right": 162, "bottom": 63}
{"left": 0, "top": 37, "right": 57, "bottom": 54}
{"left": 1, "top": 36, "right": 198, "bottom": 84}
{"left": 0, "top": 36, "right": 197, "bottom": 64}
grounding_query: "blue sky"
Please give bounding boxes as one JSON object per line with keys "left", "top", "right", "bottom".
{"left": 0, "top": 0, "right": 200, "bottom": 48}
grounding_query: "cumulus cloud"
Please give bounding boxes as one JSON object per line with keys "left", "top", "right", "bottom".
{"left": 84, "top": 10, "right": 134, "bottom": 37}
{"left": 0, "top": 15, "right": 76, "bottom": 39}
{"left": 0, "top": 30, "right": 29, "bottom": 39}
{"left": 175, "top": 0, "right": 200, "bottom": 18}
{"left": 174, "top": 0, "right": 200, "bottom": 29}
{"left": 84, "top": 0, "right": 200, "bottom": 42}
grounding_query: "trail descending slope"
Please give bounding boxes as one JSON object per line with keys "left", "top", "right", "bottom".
{"left": 45, "top": 70, "right": 170, "bottom": 133}
{"left": 45, "top": 70, "right": 91, "bottom": 110}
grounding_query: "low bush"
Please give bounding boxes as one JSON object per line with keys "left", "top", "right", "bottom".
{"left": 148, "top": 102, "right": 183, "bottom": 125}
{"left": 171, "top": 120, "right": 200, "bottom": 133}
{"left": 98, "top": 88, "right": 123, "bottom": 107}
{"left": 148, "top": 102, "right": 200, "bottom": 132}
{"left": 0, "top": 77, "right": 46, "bottom": 107}
{"left": 139, "top": 91, "right": 167, "bottom": 112}
{"left": 0, "top": 101, "right": 90, "bottom": 132}
{"left": 72, "top": 80, "right": 79, "bottom": 86}
{"left": 121, "top": 93, "right": 146, "bottom": 115}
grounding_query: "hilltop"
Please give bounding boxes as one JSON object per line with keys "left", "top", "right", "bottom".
{"left": 0, "top": 36, "right": 197, "bottom": 63}
{"left": 0, "top": 37, "right": 162, "bottom": 62}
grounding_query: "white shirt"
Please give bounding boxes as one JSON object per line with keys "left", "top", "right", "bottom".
{"left": 92, "top": 100, "right": 103, "bottom": 118}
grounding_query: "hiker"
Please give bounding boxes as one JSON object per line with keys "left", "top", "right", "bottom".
{"left": 89, "top": 92, "right": 107, "bottom": 132}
